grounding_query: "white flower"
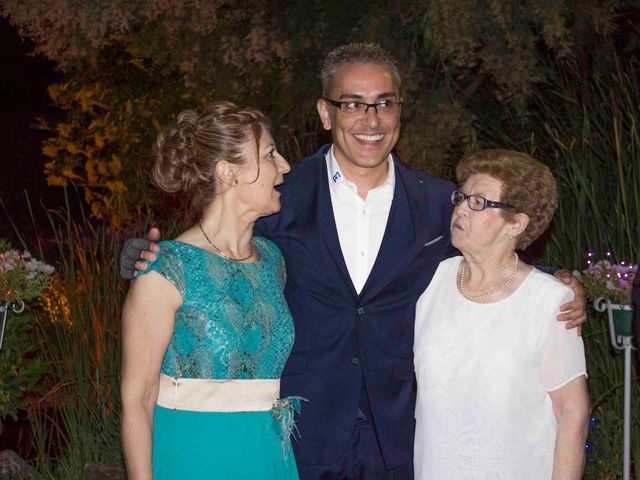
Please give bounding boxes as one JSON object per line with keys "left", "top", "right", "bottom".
{"left": 25, "top": 259, "right": 55, "bottom": 274}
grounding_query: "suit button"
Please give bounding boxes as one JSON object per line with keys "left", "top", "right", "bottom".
{"left": 351, "top": 357, "right": 360, "bottom": 365}
{"left": 357, "top": 307, "right": 365, "bottom": 315}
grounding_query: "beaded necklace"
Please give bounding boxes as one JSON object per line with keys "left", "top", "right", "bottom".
{"left": 458, "top": 253, "right": 519, "bottom": 301}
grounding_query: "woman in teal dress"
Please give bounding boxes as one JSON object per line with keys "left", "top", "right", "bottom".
{"left": 120, "top": 101, "right": 298, "bottom": 479}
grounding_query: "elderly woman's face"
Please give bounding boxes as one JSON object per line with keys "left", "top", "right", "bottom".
{"left": 450, "top": 173, "right": 513, "bottom": 254}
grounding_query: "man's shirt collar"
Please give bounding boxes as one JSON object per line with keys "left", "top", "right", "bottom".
{"left": 326, "top": 145, "right": 395, "bottom": 193}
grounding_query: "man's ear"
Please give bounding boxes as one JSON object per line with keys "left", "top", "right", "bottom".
{"left": 317, "top": 98, "right": 333, "bottom": 131}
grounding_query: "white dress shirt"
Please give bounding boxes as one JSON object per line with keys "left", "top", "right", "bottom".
{"left": 325, "top": 147, "right": 395, "bottom": 294}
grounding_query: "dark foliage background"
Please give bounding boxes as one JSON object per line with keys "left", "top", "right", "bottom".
{"left": 0, "top": 2, "right": 638, "bottom": 478}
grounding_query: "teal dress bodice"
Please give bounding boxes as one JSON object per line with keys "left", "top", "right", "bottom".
{"left": 141, "top": 237, "right": 295, "bottom": 380}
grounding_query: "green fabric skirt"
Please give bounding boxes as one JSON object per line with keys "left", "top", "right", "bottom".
{"left": 152, "top": 405, "right": 299, "bottom": 479}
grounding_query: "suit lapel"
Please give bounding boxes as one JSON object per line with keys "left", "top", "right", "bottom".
{"left": 399, "top": 161, "right": 437, "bottom": 248}
{"left": 290, "top": 147, "right": 358, "bottom": 299}
{"left": 290, "top": 150, "right": 440, "bottom": 303}
{"left": 359, "top": 160, "right": 434, "bottom": 301}
{"left": 317, "top": 164, "right": 358, "bottom": 298}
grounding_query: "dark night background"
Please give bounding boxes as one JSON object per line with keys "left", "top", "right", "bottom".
{"left": 0, "top": 5, "right": 638, "bottom": 476}
{"left": 0, "top": 17, "right": 65, "bottom": 247}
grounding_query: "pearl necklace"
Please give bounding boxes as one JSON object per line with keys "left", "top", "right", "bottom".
{"left": 458, "top": 253, "right": 519, "bottom": 301}
{"left": 198, "top": 220, "right": 255, "bottom": 262}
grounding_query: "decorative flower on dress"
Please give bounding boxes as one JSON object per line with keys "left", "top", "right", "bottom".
{"left": 578, "top": 252, "right": 637, "bottom": 305}
{"left": 271, "top": 396, "right": 307, "bottom": 458}
{"left": 0, "top": 239, "right": 54, "bottom": 305}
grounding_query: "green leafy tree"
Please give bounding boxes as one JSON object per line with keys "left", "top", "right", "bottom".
{"left": 2, "top": 0, "right": 635, "bottom": 226}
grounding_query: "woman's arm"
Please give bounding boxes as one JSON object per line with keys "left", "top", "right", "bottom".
{"left": 120, "top": 272, "right": 181, "bottom": 480}
{"left": 549, "top": 376, "right": 590, "bottom": 480}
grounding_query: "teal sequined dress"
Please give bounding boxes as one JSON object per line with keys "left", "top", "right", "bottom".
{"left": 138, "top": 237, "right": 299, "bottom": 479}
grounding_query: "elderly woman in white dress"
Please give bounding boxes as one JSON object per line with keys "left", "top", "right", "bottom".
{"left": 414, "top": 149, "right": 590, "bottom": 479}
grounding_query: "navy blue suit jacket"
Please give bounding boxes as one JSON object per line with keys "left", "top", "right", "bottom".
{"left": 256, "top": 145, "right": 456, "bottom": 468}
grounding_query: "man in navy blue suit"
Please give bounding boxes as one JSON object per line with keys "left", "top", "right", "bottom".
{"left": 122, "top": 42, "right": 587, "bottom": 479}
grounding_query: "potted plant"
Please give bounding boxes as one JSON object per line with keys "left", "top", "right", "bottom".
{"left": 581, "top": 255, "right": 638, "bottom": 480}
{"left": 0, "top": 239, "right": 54, "bottom": 429}
{"left": 0, "top": 238, "right": 54, "bottom": 350}
{"left": 581, "top": 256, "right": 637, "bottom": 337}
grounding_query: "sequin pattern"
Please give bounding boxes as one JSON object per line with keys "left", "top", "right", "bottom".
{"left": 140, "top": 237, "right": 294, "bottom": 380}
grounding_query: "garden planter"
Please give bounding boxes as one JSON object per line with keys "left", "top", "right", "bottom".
{"left": 609, "top": 303, "right": 634, "bottom": 337}
{"left": 0, "top": 300, "right": 25, "bottom": 352}
{"left": 593, "top": 297, "right": 635, "bottom": 480}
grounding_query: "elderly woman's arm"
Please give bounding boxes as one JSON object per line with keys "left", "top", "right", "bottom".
{"left": 549, "top": 376, "right": 590, "bottom": 480}
{"left": 120, "top": 273, "right": 180, "bottom": 480}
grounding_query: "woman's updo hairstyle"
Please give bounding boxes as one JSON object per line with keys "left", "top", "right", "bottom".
{"left": 151, "top": 101, "right": 270, "bottom": 217}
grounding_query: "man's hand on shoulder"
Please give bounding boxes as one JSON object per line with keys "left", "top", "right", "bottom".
{"left": 120, "top": 227, "right": 161, "bottom": 280}
{"left": 554, "top": 269, "right": 587, "bottom": 336}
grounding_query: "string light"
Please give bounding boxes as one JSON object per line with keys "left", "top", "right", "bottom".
{"left": 585, "top": 416, "right": 599, "bottom": 465}
{"left": 582, "top": 251, "right": 637, "bottom": 303}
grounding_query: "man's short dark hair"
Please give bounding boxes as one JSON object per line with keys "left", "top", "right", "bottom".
{"left": 320, "top": 42, "right": 401, "bottom": 97}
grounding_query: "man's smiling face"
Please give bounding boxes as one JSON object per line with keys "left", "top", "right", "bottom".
{"left": 317, "top": 63, "right": 401, "bottom": 176}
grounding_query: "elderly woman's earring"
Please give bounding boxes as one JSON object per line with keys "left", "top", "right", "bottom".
{"left": 507, "top": 234, "right": 514, "bottom": 240}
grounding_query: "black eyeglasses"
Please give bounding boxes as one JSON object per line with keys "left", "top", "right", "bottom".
{"left": 321, "top": 97, "right": 402, "bottom": 116}
{"left": 451, "top": 190, "right": 515, "bottom": 211}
